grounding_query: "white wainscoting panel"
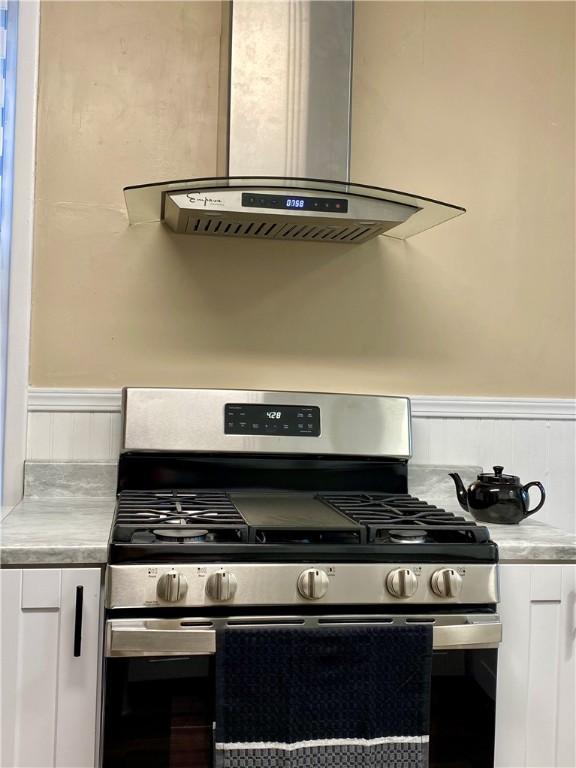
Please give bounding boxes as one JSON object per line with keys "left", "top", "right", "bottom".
{"left": 411, "top": 417, "right": 576, "bottom": 532}
{"left": 26, "top": 389, "right": 576, "bottom": 532}
{"left": 27, "top": 410, "right": 122, "bottom": 463}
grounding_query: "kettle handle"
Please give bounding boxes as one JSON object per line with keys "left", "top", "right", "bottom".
{"left": 523, "top": 481, "right": 546, "bottom": 516}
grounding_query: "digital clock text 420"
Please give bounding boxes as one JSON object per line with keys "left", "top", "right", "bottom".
{"left": 224, "top": 403, "right": 321, "bottom": 436}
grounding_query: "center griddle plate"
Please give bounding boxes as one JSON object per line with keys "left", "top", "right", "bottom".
{"left": 230, "top": 493, "right": 362, "bottom": 531}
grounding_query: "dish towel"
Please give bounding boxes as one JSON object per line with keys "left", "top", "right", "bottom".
{"left": 215, "top": 624, "right": 433, "bottom": 767}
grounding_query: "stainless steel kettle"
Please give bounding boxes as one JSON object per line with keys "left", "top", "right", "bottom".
{"left": 449, "top": 466, "right": 545, "bottom": 525}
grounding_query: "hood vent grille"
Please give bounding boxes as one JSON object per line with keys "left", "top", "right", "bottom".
{"left": 182, "top": 214, "right": 386, "bottom": 243}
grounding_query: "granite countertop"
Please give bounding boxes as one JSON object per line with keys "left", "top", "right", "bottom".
{"left": 411, "top": 466, "right": 576, "bottom": 562}
{"left": 0, "top": 461, "right": 575, "bottom": 566}
{"left": 0, "top": 497, "right": 116, "bottom": 565}
{"left": 1, "top": 463, "right": 117, "bottom": 566}
{"left": 443, "top": 503, "right": 576, "bottom": 562}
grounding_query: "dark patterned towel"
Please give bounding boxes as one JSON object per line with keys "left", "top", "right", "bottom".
{"left": 215, "top": 624, "right": 433, "bottom": 767}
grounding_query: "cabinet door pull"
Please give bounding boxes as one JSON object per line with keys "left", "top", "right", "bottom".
{"left": 73, "top": 586, "right": 84, "bottom": 657}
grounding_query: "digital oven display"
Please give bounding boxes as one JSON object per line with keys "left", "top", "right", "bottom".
{"left": 225, "top": 404, "right": 321, "bottom": 437}
{"left": 241, "top": 192, "right": 348, "bottom": 214}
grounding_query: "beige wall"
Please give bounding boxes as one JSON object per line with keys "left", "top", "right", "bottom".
{"left": 30, "top": 1, "right": 575, "bottom": 396}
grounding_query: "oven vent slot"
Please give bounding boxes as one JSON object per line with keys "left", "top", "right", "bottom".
{"left": 318, "top": 617, "right": 394, "bottom": 625}
{"left": 405, "top": 617, "right": 435, "bottom": 624}
{"left": 179, "top": 621, "right": 215, "bottom": 628}
{"left": 226, "top": 618, "right": 306, "bottom": 627}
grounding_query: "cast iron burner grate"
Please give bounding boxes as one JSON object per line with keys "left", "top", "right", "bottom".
{"left": 110, "top": 489, "right": 495, "bottom": 563}
{"left": 112, "top": 489, "right": 488, "bottom": 546}
{"left": 318, "top": 492, "right": 484, "bottom": 543}
{"left": 116, "top": 490, "right": 244, "bottom": 525}
{"left": 114, "top": 490, "right": 250, "bottom": 545}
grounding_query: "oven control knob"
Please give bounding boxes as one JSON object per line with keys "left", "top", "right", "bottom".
{"left": 157, "top": 571, "right": 188, "bottom": 602}
{"left": 206, "top": 571, "right": 238, "bottom": 602}
{"left": 386, "top": 568, "right": 418, "bottom": 599}
{"left": 431, "top": 569, "right": 463, "bottom": 598}
{"left": 297, "top": 568, "right": 329, "bottom": 600}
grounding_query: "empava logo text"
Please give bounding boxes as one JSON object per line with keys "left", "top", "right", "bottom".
{"left": 186, "top": 194, "right": 225, "bottom": 207}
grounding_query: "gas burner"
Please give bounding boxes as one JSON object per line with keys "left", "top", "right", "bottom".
{"left": 389, "top": 530, "right": 428, "bottom": 544}
{"left": 152, "top": 528, "right": 209, "bottom": 542}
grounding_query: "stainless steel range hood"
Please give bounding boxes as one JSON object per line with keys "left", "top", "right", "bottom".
{"left": 124, "top": 1, "right": 465, "bottom": 242}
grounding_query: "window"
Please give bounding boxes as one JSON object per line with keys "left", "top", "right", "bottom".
{"left": 0, "top": 0, "right": 18, "bottom": 505}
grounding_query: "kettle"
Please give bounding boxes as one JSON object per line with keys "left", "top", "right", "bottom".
{"left": 449, "top": 466, "right": 545, "bottom": 525}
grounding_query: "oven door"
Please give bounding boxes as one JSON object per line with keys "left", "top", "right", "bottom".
{"left": 102, "top": 614, "right": 501, "bottom": 768}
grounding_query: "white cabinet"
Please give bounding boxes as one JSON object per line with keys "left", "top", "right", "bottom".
{"left": 1, "top": 567, "right": 102, "bottom": 768}
{"left": 495, "top": 564, "right": 576, "bottom": 768}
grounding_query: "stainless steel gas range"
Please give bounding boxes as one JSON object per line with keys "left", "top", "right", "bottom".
{"left": 102, "top": 388, "right": 501, "bottom": 768}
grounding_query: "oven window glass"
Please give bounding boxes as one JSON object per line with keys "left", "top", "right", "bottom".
{"left": 102, "top": 648, "right": 496, "bottom": 768}
{"left": 103, "top": 656, "right": 214, "bottom": 768}
{"left": 430, "top": 649, "right": 497, "bottom": 768}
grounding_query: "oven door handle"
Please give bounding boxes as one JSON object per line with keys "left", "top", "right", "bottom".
{"left": 106, "top": 616, "right": 501, "bottom": 657}
{"left": 432, "top": 619, "right": 501, "bottom": 650}
{"left": 107, "top": 626, "right": 216, "bottom": 657}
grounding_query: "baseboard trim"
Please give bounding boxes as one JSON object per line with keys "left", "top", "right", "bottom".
{"left": 27, "top": 388, "right": 576, "bottom": 420}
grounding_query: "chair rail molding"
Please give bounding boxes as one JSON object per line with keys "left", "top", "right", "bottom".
{"left": 27, "top": 387, "right": 576, "bottom": 420}
{"left": 28, "top": 388, "right": 123, "bottom": 413}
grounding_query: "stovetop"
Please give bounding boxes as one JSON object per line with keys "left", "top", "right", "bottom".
{"left": 107, "top": 391, "right": 499, "bottom": 612}
{"left": 110, "top": 489, "right": 496, "bottom": 565}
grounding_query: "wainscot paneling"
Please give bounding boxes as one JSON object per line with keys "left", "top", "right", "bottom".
{"left": 27, "top": 389, "right": 576, "bottom": 533}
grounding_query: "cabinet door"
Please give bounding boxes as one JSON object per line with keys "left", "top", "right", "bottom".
{"left": 0, "top": 568, "right": 102, "bottom": 768}
{"left": 495, "top": 564, "right": 576, "bottom": 768}
{"left": 55, "top": 569, "right": 103, "bottom": 767}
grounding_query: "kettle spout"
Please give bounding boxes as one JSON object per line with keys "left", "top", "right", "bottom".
{"left": 449, "top": 472, "right": 468, "bottom": 512}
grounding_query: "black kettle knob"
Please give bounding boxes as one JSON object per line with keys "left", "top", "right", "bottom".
{"left": 493, "top": 465, "right": 504, "bottom": 477}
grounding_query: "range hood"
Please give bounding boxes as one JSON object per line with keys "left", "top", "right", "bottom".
{"left": 124, "top": 2, "right": 465, "bottom": 243}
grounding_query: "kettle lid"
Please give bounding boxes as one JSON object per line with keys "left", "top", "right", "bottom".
{"left": 478, "top": 465, "right": 519, "bottom": 484}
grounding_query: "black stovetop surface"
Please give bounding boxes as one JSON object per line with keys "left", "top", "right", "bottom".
{"left": 110, "top": 489, "right": 497, "bottom": 565}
